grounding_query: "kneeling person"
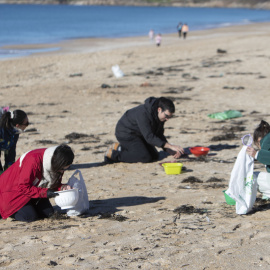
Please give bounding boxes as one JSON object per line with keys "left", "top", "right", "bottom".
{"left": 105, "top": 96, "right": 184, "bottom": 163}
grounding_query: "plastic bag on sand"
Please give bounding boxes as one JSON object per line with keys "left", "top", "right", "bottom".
{"left": 226, "top": 146, "right": 258, "bottom": 214}
{"left": 112, "top": 65, "right": 124, "bottom": 78}
{"left": 208, "top": 110, "right": 242, "bottom": 120}
{"left": 66, "top": 170, "right": 89, "bottom": 216}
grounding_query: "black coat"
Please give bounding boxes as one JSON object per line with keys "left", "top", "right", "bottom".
{"left": 115, "top": 97, "right": 167, "bottom": 148}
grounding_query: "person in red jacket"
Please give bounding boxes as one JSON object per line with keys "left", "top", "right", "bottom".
{"left": 0, "top": 144, "right": 74, "bottom": 222}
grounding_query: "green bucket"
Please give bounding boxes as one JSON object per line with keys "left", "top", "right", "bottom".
{"left": 223, "top": 190, "right": 236, "bottom": 205}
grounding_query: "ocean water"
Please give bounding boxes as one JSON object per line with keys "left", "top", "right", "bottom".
{"left": 1, "top": 4, "right": 270, "bottom": 58}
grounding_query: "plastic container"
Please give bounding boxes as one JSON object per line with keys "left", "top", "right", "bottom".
{"left": 208, "top": 110, "right": 242, "bottom": 120}
{"left": 112, "top": 65, "right": 124, "bottom": 78}
{"left": 55, "top": 189, "right": 79, "bottom": 210}
{"left": 189, "top": 147, "right": 210, "bottom": 157}
{"left": 162, "top": 163, "right": 183, "bottom": 175}
{"left": 223, "top": 190, "right": 236, "bottom": 205}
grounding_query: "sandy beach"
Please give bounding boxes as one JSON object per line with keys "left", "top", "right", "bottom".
{"left": 1, "top": 22, "right": 270, "bottom": 269}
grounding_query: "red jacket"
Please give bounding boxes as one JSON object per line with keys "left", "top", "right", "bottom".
{"left": 0, "top": 147, "right": 62, "bottom": 219}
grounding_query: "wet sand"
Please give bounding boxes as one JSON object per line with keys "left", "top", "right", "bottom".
{"left": 1, "top": 22, "right": 270, "bottom": 269}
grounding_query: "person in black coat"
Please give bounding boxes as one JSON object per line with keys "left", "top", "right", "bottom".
{"left": 105, "top": 97, "right": 184, "bottom": 163}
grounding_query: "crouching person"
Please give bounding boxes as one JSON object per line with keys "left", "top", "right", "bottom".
{"left": 0, "top": 144, "right": 74, "bottom": 222}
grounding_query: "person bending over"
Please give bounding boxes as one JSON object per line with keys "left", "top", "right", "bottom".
{"left": 0, "top": 144, "right": 74, "bottom": 222}
{"left": 105, "top": 96, "right": 184, "bottom": 163}
{"left": 0, "top": 110, "right": 29, "bottom": 174}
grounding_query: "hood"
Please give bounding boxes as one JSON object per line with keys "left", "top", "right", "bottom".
{"left": 144, "top": 97, "right": 158, "bottom": 115}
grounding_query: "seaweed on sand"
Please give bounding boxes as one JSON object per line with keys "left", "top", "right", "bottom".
{"left": 211, "top": 132, "right": 237, "bottom": 141}
{"left": 204, "top": 183, "right": 227, "bottom": 189}
{"left": 181, "top": 176, "right": 203, "bottom": 183}
{"left": 97, "top": 213, "right": 128, "bottom": 222}
{"left": 65, "top": 133, "right": 100, "bottom": 143}
{"left": 206, "top": 177, "right": 225, "bottom": 182}
{"left": 36, "top": 140, "right": 58, "bottom": 145}
{"left": 173, "top": 205, "right": 207, "bottom": 215}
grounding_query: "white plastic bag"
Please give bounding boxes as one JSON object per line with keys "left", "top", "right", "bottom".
{"left": 66, "top": 170, "right": 89, "bottom": 216}
{"left": 226, "top": 146, "right": 258, "bottom": 214}
{"left": 112, "top": 65, "right": 124, "bottom": 78}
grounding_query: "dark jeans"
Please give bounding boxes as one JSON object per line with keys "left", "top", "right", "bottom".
{"left": 113, "top": 136, "right": 159, "bottom": 163}
{"left": 11, "top": 198, "right": 54, "bottom": 222}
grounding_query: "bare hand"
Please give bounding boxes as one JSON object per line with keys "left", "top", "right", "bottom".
{"left": 246, "top": 147, "right": 257, "bottom": 158}
{"left": 61, "top": 184, "right": 72, "bottom": 191}
{"left": 165, "top": 144, "right": 185, "bottom": 158}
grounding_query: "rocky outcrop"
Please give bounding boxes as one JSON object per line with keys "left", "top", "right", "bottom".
{"left": 1, "top": 0, "right": 270, "bottom": 9}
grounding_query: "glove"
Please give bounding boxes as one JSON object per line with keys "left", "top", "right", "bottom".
{"left": 47, "top": 189, "right": 59, "bottom": 198}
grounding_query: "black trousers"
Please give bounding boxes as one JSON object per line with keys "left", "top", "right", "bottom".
{"left": 11, "top": 198, "right": 54, "bottom": 222}
{"left": 113, "top": 136, "right": 159, "bottom": 163}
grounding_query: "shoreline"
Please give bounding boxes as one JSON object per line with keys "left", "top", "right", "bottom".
{"left": 1, "top": 21, "right": 270, "bottom": 60}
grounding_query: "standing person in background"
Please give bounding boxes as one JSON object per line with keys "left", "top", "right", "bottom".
{"left": 149, "top": 29, "right": 154, "bottom": 42}
{"left": 182, "top": 23, "right": 189, "bottom": 39}
{"left": 0, "top": 110, "right": 29, "bottom": 174}
{"left": 155, "top": 33, "right": 162, "bottom": 46}
{"left": 177, "top": 22, "right": 182, "bottom": 37}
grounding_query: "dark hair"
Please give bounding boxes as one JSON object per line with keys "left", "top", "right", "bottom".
{"left": 157, "top": 97, "right": 175, "bottom": 113}
{"left": 0, "top": 110, "right": 27, "bottom": 130}
{"left": 49, "top": 144, "right": 75, "bottom": 189}
{"left": 253, "top": 120, "right": 270, "bottom": 144}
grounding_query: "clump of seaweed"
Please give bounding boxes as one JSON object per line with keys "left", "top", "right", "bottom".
{"left": 181, "top": 176, "right": 203, "bottom": 183}
{"left": 173, "top": 205, "right": 207, "bottom": 215}
{"left": 97, "top": 213, "right": 128, "bottom": 222}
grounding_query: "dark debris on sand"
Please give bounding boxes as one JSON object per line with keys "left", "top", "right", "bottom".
{"left": 49, "top": 212, "right": 70, "bottom": 220}
{"left": 204, "top": 183, "right": 227, "bottom": 189}
{"left": 37, "top": 102, "right": 59, "bottom": 106}
{"left": 182, "top": 176, "right": 203, "bottom": 183}
{"left": 81, "top": 146, "right": 91, "bottom": 151}
{"left": 25, "top": 128, "right": 38, "bottom": 133}
{"left": 211, "top": 132, "right": 237, "bottom": 141}
{"left": 97, "top": 213, "right": 128, "bottom": 222}
{"left": 173, "top": 205, "right": 207, "bottom": 215}
{"left": 201, "top": 59, "right": 242, "bottom": 68}
{"left": 65, "top": 132, "right": 100, "bottom": 142}
{"left": 162, "top": 86, "right": 193, "bottom": 94}
{"left": 35, "top": 140, "right": 58, "bottom": 145}
{"left": 206, "top": 177, "right": 225, "bottom": 182}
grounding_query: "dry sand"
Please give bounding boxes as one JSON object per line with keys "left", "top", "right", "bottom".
{"left": 1, "top": 22, "right": 270, "bottom": 269}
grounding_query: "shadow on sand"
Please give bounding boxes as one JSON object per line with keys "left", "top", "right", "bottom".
{"left": 69, "top": 162, "right": 106, "bottom": 170}
{"left": 85, "top": 196, "right": 166, "bottom": 216}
